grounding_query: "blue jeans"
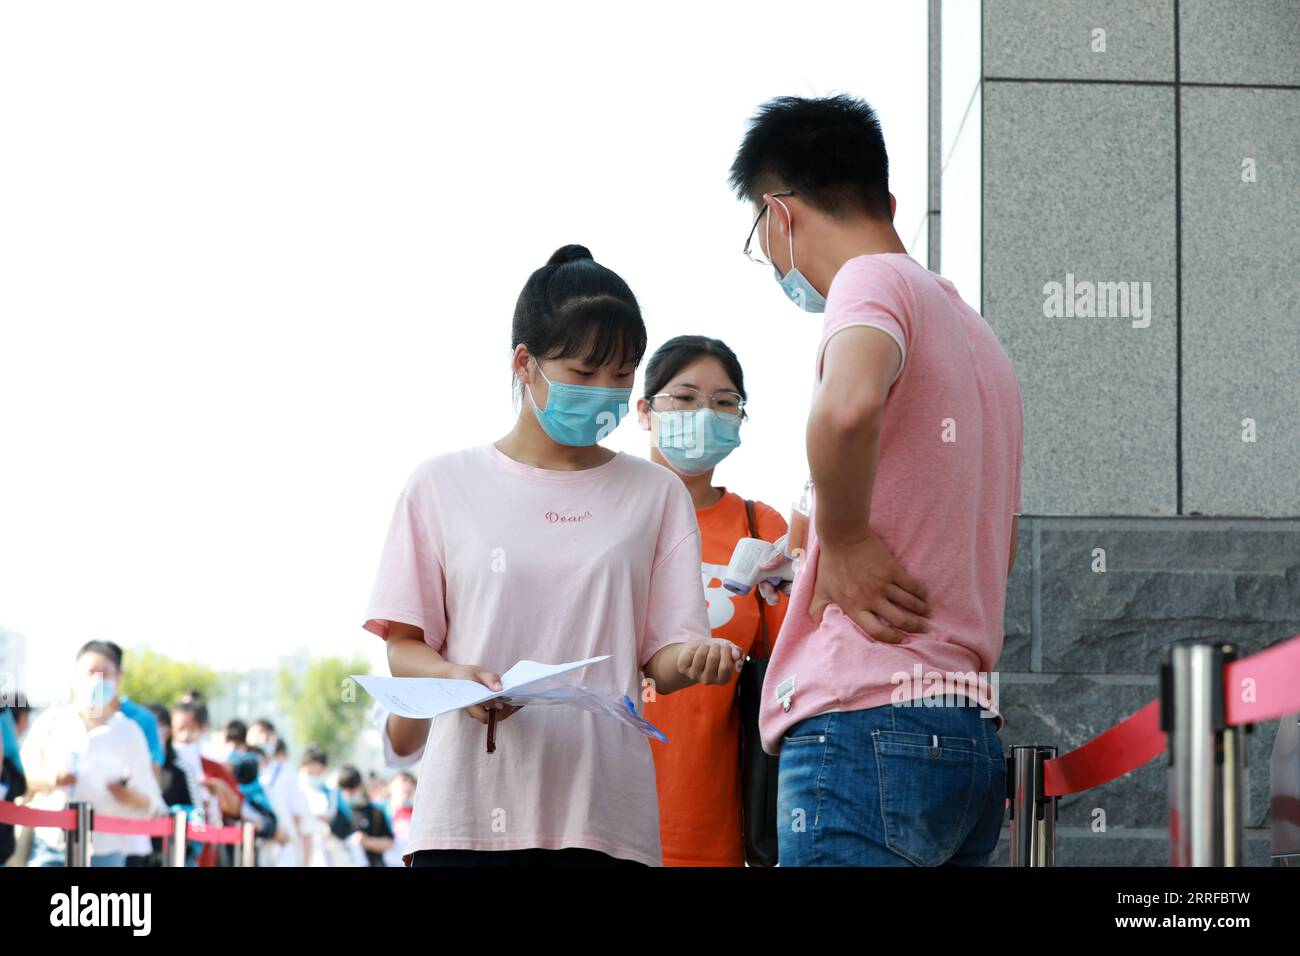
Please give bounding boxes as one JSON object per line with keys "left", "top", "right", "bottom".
{"left": 777, "top": 702, "right": 1006, "bottom": 866}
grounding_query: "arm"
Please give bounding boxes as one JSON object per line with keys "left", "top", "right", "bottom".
{"left": 360, "top": 833, "right": 394, "bottom": 853}
{"left": 109, "top": 729, "right": 166, "bottom": 813}
{"left": 807, "top": 326, "right": 930, "bottom": 643}
{"left": 19, "top": 712, "right": 71, "bottom": 795}
{"left": 1009, "top": 514, "right": 1020, "bottom": 577}
{"left": 206, "top": 775, "right": 241, "bottom": 817}
{"left": 642, "top": 639, "right": 741, "bottom": 696}
{"left": 808, "top": 326, "right": 897, "bottom": 547}
{"left": 386, "top": 714, "right": 431, "bottom": 760}
{"left": 385, "top": 623, "right": 458, "bottom": 679}
{"left": 384, "top": 622, "right": 520, "bottom": 724}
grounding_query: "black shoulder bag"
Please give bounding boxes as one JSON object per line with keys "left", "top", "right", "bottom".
{"left": 737, "top": 499, "right": 780, "bottom": 866}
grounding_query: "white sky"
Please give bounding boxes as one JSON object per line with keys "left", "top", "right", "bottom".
{"left": 1, "top": 1, "right": 981, "bottom": 702}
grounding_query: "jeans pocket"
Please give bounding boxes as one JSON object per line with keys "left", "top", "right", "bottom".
{"left": 873, "top": 728, "right": 980, "bottom": 866}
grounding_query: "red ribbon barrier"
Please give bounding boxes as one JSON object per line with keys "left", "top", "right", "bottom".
{"left": 185, "top": 823, "right": 246, "bottom": 846}
{"left": 1042, "top": 700, "right": 1164, "bottom": 797}
{"left": 0, "top": 800, "right": 239, "bottom": 843}
{"left": 0, "top": 801, "right": 77, "bottom": 829}
{"left": 92, "top": 815, "right": 176, "bottom": 837}
{"left": 1225, "top": 636, "right": 1300, "bottom": 726}
{"left": 1041, "top": 633, "right": 1300, "bottom": 798}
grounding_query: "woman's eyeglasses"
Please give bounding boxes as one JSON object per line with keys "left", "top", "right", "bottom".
{"left": 650, "top": 386, "right": 746, "bottom": 418}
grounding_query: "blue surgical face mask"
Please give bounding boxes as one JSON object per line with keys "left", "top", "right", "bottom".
{"left": 75, "top": 674, "right": 116, "bottom": 713}
{"left": 653, "top": 409, "right": 742, "bottom": 476}
{"left": 768, "top": 195, "right": 826, "bottom": 313}
{"left": 525, "top": 359, "right": 633, "bottom": 447}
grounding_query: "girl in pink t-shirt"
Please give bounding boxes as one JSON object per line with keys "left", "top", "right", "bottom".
{"left": 362, "top": 244, "right": 742, "bottom": 867}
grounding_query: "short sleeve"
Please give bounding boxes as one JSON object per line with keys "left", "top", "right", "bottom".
{"left": 640, "top": 482, "right": 711, "bottom": 669}
{"left": 817, "top": 257, "right": 914, "bottom": 386}
{"left": 362, "top": 489, "right": 448, "bottom": 652}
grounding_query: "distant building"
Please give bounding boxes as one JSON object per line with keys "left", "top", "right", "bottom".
{"left": 0, "top": 627, "right": 28, "bottom": 706}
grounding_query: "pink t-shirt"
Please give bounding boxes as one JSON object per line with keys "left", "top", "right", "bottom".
{"left": 362, "top": 443, "right": 711, "bottom": 866}
{"left": 759, "top": 253, "right": 1024, "bottom": 754}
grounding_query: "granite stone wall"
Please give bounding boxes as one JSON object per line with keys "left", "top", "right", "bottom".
{"left": 980, "top": 0, "right": 1300, "bottom": 865}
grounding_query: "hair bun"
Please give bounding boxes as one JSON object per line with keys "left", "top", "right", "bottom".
{"left": 547, "top": 244, "right": 594, "bottom": 266}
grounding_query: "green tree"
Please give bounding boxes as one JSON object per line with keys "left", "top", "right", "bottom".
{"left": 119, "top": 647, "right": 224, "bottom": 708}
{"left": 278, "top": 655, "right": 370, "bottom": 763}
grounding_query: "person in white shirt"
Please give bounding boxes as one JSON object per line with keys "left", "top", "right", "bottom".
{"left": 246, "top": 719, "right": 314, "bottom": 866}
{"left": 19, "top": 642, "right": 166, "bottom": 866}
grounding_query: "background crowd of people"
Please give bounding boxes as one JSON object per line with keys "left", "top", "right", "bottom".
{"left": 0, "top": 641, "right": 415, "bottom": 867}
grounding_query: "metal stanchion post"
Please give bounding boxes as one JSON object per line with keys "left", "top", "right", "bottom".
{"left": 65, "top": 801, "right": 92, "bottom": 867}
{"left": 240, "top": 821, "right": 256, "bottom": 867}
{"left": 1007, "top": 745, "right": 1057, "bottom": 866}
{"left": 170, "top": 810, "right": 188, "bottom": 867}
{"left": 1162, "top": 640, "right": 1245, "bottom": 866}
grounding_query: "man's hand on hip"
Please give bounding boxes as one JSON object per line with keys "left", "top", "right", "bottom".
{"left": 810, "top": 530, "right": 931, "bottom": 644}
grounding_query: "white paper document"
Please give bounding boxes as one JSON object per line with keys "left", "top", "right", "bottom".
{"left": 353, "top": 655, "right": 667, "bottom": 742}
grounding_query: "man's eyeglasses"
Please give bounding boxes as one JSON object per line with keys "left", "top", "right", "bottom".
{"left": 649, "top": 386, "right": 746, "bottom": 419}
{"left": 743, "top": 189, "right": 795, "bottom": 267}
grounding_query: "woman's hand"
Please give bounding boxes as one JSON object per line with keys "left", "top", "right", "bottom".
{"left": 757, "top": 533, "right": 796, "bottom": 605}
{"left": 675, "top": 638, "right": 743, "bottom": 686}
{"left": 445, "top": 663, "right": 523, "bottom": 725}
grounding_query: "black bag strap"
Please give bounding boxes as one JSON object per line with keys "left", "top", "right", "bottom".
{"left": 743, "top": 499, "right": 770, "bottom": 661}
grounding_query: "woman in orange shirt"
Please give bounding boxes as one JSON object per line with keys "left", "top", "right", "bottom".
{"left": 635, "top": 335, "right": 791, "bottom": 866}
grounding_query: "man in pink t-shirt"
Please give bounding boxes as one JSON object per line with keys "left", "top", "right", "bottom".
{"left": 730, "top": 94, "right": 1024, "bottom": 866}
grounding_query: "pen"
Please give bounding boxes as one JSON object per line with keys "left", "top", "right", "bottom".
{"left": 486, "top": 708, "right": 497, "bottom": 754}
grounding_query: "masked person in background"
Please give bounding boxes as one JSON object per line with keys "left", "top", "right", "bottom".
{"left": 336, "top": 765, "right": 393, "bottom": 867}
{"left": 362, "top": 244, "right": 738, "bottom": 867}
{"left": 89, "top": 643, "right": 163, "bottom": 866}
{"left": 19, "top": 642, "right": 166, "bottom": 867}
{"left": 170, "top": 697, "right": 242, "bottom": 867}
{"left": 635, "top": 335, "right": 791, "bottom": 866}
{"left": 147, "top": 703, "right": 204, "bottom": 866}
{"left": 247, "top": 719, "right": 314, "bottom": 866}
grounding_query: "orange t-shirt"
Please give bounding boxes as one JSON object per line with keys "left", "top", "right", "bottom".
{"left": 643, "top": 489, "right": 789, "bottom": 866}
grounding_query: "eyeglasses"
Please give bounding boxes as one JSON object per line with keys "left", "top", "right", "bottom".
{"left": 743, "top": 189, "right": 795, "bottom": 267}
{"left": 650, "top": 386, "right": 746, "bottom": 418}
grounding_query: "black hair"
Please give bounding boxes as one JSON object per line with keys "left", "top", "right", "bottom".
{"left": 75, "top": 640, "right": 122, "bottom": 670}
{"left": 273, "top": 738, "right": 288, "bottom": 758}
{"left": 301, "top": 744, "right": 328, "bottom": 768}
{"left": 147, "top": 702, "right": 171, "bottom": 727}
{"left": 224, "top": 718, "right": 247, "bottom": 745}
{"left": 337, "top": 764, "right": 363, "bottom": 791}
{"left": 643, "top": 336, "right": 748, "bottom": 419}
{"left": 729, "top": 94, "right": 891, "bottom": 219}
{"left": 250, "top": 718, "right": 276, "bottom": 737}
{"left": 172, "top": 698, "right": 209, "bottom": 729}
{"left": 228, "top": 751, "right": 260, "bottom": 786}
{"left": 512, "top": 244, "right": 647, "bottom": 395}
